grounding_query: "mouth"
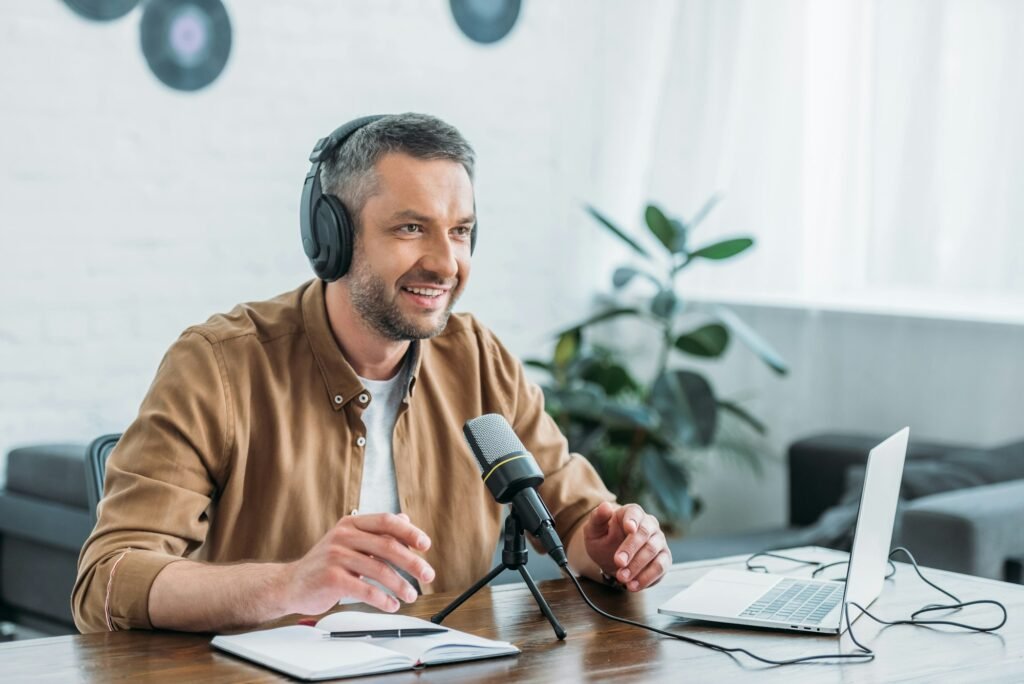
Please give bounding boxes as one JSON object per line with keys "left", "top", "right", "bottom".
{"left": 400, "top": 285, "right": 452, "bottom": 310}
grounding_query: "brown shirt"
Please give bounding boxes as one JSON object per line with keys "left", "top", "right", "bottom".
{"left": 72, "top": 280, "right": 615, "bottom": 633}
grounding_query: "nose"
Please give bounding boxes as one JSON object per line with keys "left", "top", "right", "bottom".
{"left": 420, "top": 230, "right": 459, "bottom": 282}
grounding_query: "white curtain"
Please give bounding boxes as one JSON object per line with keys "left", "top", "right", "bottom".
{"left": 643, "top": 0, "right": 1024, "bottom": 322}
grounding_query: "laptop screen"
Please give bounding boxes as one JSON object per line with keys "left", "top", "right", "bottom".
{"left": 840, "top": 427, "right": 910, "bottom": 627}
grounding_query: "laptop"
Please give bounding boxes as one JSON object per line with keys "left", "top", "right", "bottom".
{"left": 658, "top": 427, "right": 909, "bottom": 635}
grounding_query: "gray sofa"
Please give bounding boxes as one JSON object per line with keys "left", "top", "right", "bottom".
{"left": 669, "top": 434, "right": 1024, "bottom": 583}
{"left": 1, "top": 433, "right": 1022, "bottom": 638}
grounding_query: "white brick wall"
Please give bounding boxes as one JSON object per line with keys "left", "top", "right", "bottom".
{"left": 9, "top": 3, "right": 1017, "bottom": 536}
{"left": 0, "top": 2, "right": 672, "bottom": 481}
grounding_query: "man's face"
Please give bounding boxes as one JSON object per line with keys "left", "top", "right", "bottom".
{"left": 344, "top": 152, "right": 474, "bottom": 341}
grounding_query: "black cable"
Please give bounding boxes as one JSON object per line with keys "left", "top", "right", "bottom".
{"left": 745, "top": 549, "right": 896, "bottom": 581}
{"left": 560, "top": 545, "right": 1007, "bottom": 667}
{"left": 561, "top": 566, "right": 873, "bottom": 665}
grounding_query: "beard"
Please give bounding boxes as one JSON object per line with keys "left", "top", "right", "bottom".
{"left": 347, "top": 258, "right": 460, "bottom": 341}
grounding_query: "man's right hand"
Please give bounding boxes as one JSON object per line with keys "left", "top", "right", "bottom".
{"left": 279, "top": 512, "right": 435, "bottom": 616}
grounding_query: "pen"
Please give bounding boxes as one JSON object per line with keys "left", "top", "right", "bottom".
{"left": 325, "top": 628, "right": 449, "bottom": 639}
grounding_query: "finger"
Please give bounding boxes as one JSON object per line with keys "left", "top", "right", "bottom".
{"left": 341, "top": 572, "right": 401, "bottom": 612}
{"left": 584, "top": 502, "right": 616, "bottom": 540}
{"left": 344, "top": 529, "right": 436, "bottom": 584}
{"left": 613, "top": 512, "right": 657, "bottom": 567}
{"left": 339, "top": 549, "right": 419, "bottom": 604}
{"left": 619, "top": 532, "right": 664, "bottom": 583}
{"left": 615, "top": 503, "right": 645, "bottom": 535}
{"left": 349, "top": 512, "right": 432, "bottom": 551}
{"left": 629, "top": 549, "right": 672, "bottom": 591}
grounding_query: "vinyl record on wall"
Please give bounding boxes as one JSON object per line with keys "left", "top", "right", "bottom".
{"left": 450, "top": 0, "right": 521, "bottom": 45}
{"left": 140, "top": 0, "right": 232, "bottom": 92}
{"left": 62, "top": 0, "right": 139, "bottom": 21}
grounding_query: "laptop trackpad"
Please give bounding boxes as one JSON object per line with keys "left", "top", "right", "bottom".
{"left": 662, "top": 569, "right": 779, "bottom": 615}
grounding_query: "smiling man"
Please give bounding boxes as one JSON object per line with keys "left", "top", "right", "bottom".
{"left": 72, "top": 113, "right": 671, "bottom": 634}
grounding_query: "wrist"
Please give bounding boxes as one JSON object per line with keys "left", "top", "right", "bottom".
{"left": 267, "top": 562, "right": 294, "bottom": 617}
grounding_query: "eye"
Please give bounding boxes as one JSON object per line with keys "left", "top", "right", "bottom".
{"left": 452, "top": 226, "right": 472, "bottom": 238}
{"left": 398, "top": 224, "right": 423, "bottom": 235}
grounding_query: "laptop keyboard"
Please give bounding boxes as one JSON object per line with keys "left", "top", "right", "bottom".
{"left": 739, "top": 579, "right": 842, "bottom": 625}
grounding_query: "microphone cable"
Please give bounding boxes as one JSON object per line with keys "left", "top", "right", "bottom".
{"left": 559, "top": 546, "right": 1007, "bottom": 667}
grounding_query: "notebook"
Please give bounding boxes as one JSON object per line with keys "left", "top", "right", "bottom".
{"left": 211, "top": 611, "right": 519, "bottom": 681}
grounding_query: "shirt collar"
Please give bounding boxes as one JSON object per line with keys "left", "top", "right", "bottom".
{"left": 301, "top": 279, "right": 424, "bottom": 410}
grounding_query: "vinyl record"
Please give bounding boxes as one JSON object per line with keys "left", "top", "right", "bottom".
{"left": 140, "top": 0, "right": 232, "bottom": 92}
{"left": 450, "top": 0, "right": 521, "bottom": 45}
{"left": 62, "top": 0, "right": 139, "bottom": 21}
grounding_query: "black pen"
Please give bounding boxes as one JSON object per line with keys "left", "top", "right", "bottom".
{"left": 325, "top": 628, "right": 449, "bottom": 639}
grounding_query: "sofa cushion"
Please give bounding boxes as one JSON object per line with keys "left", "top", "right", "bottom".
{"left": 800, "top": 442, "right": 1024, "bottom": 552}
{"left": 6, "top": 444, "right": 89, "bottom": 509}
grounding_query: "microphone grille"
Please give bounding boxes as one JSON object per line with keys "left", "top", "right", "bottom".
{"left": 464, "top": 414, "right": 527, "bottom": 468}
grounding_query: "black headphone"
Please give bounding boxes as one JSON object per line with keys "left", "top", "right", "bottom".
{"left": 300, "top": 115, "right": 478, "bottom": 282}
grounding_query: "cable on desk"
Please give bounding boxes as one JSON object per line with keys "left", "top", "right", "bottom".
{"left": 562, "top": 567, "right": 873, "bottom": 666}
{"left": 561, "top": 546, "right": 1007, "bottom": 667}
{"left": 744, "top": 549, "right": 896, "bottom": 581}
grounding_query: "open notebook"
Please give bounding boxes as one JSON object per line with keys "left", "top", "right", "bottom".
{"left": 211, "top": 611, "right": 519, "bottom": 680}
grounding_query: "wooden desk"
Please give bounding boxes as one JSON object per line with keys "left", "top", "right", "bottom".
{"left": 1, "top": 546, "right": 1021, "bottom": 682}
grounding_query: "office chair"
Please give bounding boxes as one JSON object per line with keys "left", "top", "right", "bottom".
{"left": 85, "top": 434, "right": 121, "bottom": 522}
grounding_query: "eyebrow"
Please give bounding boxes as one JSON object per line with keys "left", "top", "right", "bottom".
{"left": 386, "top": 209, "right": 476, "bottom": 225}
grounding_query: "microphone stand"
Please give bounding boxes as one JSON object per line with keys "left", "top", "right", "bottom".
{"left": 430, "top": 509, "right": 567, "bottom": 640}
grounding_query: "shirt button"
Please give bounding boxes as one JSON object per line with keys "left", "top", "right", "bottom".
{"left": 356, "top": 436, "right": 366, "bottom": 447}
{"left": 333, "top": 394, "right": 343, "bottom": 405}
{"left": 350, "top": 508, "right": 358, "bottom": 515}
{"left": 358, "top": 393, "right": 369, "bottom": 404}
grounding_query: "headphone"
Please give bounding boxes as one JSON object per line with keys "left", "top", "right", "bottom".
{"left": 300, "top": 115, "right": 478, "bottom": 282}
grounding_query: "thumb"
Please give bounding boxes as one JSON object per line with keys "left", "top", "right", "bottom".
{"left": 585, "top": 502, "right": 616, "bottom": 539}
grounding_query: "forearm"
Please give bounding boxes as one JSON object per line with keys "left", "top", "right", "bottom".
{"left": 148, "top": 559, "right": 292, "bottom": 633}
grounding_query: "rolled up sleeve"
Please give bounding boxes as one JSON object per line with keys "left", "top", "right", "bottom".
{"left": 72, "top": 330, "right": 232, "bottom": 632}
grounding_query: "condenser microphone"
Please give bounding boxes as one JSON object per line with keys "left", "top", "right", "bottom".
{"left": 463, "top": 414, "right": 568, "bottom": 567}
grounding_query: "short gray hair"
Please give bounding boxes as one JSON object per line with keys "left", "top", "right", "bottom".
{"left": 319, "top": 113, "right": 476, "bottom": 228}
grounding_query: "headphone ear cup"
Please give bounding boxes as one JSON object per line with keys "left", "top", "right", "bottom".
{"left": 312, "top": 194, "right": 355, "bottom": 281}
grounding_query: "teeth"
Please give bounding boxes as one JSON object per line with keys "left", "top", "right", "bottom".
{"left": 405, "top": 287, "right": 445, "bottom": 297}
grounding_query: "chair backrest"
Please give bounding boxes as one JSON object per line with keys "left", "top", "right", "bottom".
{"left": 85, "top": 433, "right": 121, "bottom": 521}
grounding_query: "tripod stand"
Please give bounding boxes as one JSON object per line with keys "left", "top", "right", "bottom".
{"left": 430, "top": 510, "right": 567, "bottom": 640}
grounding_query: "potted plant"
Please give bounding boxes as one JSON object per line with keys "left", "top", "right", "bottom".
{"left": 526, "top": 197, "right": 788, "bottom": 531}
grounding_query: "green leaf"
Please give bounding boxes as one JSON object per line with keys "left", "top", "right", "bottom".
{"left": 674, "top": 323, "right": 729, "bottom": 358}
{"left": 688, "top": 194, "right": 721, "bottom": 230}
{"left": 586, "top": 205, "right": 651, "bottom": 259}
{"left": 669, "top": 218, "right": 688, "bottom": 253}
{"left": 644, "top": 204, "right": 679, "bottom": 253}
{"left": 641, "top": 448, "right": 694, "bottom": 522}
{"left": 601, "top": 404, "right": 661, "bottom": 432}
{"left": 689, "top": 237, "right": 754, "bottom": 261}
{"left": 650, "top": 289, "right": 677, "bottom": 319}
{"left": 717, "top": 399, "right": 767, "bottom": 434}
{"left": 650, "top": 370, "right": 718, "bottom": 446}
{"left": 711, "top": 305, "right": 788, "bottom": 375}
{"left": 524, "top": 359, "right": 553, "bottom": 374}
{"left": 553, "top": 329, "right": 579, "bottom": 368}
{"left": 557, "top": 307, "right": 643, "bottom": 337}
{"left": 580, "top": 359, "right": 641, "bottom": 397}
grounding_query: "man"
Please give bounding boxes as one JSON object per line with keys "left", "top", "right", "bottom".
{"left": 72, "top": 113, "right": 671, "bottom": 633}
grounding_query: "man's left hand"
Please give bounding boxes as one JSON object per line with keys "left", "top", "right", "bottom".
{"left": 583, "top": 502, "right": 671, "bottom": 591}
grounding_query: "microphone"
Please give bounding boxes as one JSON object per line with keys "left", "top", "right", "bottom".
{"left": 463, "top": 414, "right": 568, "bottom": 568}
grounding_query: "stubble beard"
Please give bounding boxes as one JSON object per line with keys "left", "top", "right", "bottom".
{"left": 347, "top": 258, "right": 460, "bottom": 341}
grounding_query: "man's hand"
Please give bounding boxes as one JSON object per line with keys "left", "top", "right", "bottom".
{"left": 583, "top": 502, "right": 671, "bottom": 591}
{"left": 280, "top": 512, "right": 435, "bottom": 615}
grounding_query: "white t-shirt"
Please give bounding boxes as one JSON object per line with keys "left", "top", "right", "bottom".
{"left": 355, "top": 361, "right": 408, "bottom": 516}
{"left": 339, "top": 360, "right": 415, "bottom": 605}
